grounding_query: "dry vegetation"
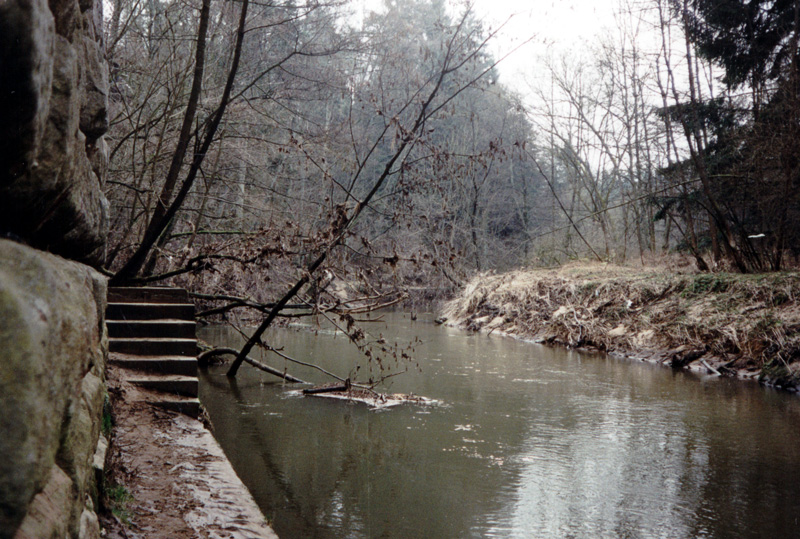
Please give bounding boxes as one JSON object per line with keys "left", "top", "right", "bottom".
{"left": 167, "top": 242, "right": 455, "bottom": 326}
{"left": 443, "top": 263, "right": 800, "bottom": 391}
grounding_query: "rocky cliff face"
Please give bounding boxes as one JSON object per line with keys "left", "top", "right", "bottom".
{"left": 0, "top": 0, "right": 109, "bottom": 266}
{"left": 0, "top": 0, "right": 111, "bottom": 536}
{"left": 0, "top": 240, "right": 107, "bottom": 538}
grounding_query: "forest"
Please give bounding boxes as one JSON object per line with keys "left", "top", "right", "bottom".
{"left": 103, "top": 0, "right": 800, "bottom": 328}
{"left": 90, "top": 2, "right": 800, "bottom": 534}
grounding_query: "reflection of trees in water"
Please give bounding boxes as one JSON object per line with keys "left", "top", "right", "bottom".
{"left": 201, "top": 366, "right": 505, "bottom": 538}
{"left": 200, "top": 320, "right": 554, "bottom": 537}
{"left": 200, "top": 322, "right": 800, "bottom": 539}
{"left": 503, "top": 367, "right": 800, "bottom": 538}
{"left": 199, "top": 371, "right": 320, "bottom": 534}
{"left": 203, "top": 370, "right": 416, "bottom": 537}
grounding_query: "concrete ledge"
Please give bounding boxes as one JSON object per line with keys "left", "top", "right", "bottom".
{"left": 129, "top": 375, "right": 198, "bottom": 397}
{"left": 107, "top": 320, "right": 196, "bottom": 339}
{"left": 104, "top": 368, "right": 276, "bottom": 538}
{"left": 110, "top": 353, "right": 198, "bottom": 376}
{"left": 173, "top": 415, "right": 278, "bottom": 538}
{"left": 108, "top": 337, "right": 198, "bottom": 356}
{"left": 107, "top": 287, "right": 189, "bottom": 304}
{"left": 106, "top": 303, "right": 194, "bottom": 321}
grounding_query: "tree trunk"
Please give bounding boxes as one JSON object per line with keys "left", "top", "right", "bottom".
{"left": 112, "top": 0, "right": 250, "bottom": 284}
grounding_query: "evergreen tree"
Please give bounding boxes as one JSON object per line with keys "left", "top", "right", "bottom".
{"left": 668, "top": 0, "right": 800, "bottom": 270}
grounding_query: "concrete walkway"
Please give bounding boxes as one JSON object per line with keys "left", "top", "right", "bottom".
{"left": 103, "top": 287, "right": 276, "bottom": 538}
{"left": 104, "top": 371, "right": 278, "bottom": 539}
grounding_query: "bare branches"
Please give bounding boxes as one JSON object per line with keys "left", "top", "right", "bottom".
{"left": 527, "top": 149, "right": 604, "bottom": 263}
{"left": 191, "top": 289, "right": 405, "bottom": 319}
{"left": 227, "top": 6, "right": 496, "bottom": 377}
{"left": 112, "top": 0, "right": 251, "bottom": 284}
{"left": 198, "top": 347, "right": 308, "bottom": 383}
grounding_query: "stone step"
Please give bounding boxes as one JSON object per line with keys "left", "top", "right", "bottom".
{"left": 108, "top": 287, "right": 190, "bottom": 304}
{"left": 110, "top": 353, "right": 197, "bottom": 376}
{"left": 107, "top": 319, "right": 196, "bottom": 339}
{"left": 106, "top": 302, "right": 195, "bottom": 321}
{"left": 109, "top": 337, "right": 197, "bottom": 356}
{"left": 149, "top": 396, "right": 201, "bottom": 418}
{"left": 129, "top": 375, "right": 199, "bottom": 397}
{"left": 105, "top": 287, "right": 200, "bottom": 419}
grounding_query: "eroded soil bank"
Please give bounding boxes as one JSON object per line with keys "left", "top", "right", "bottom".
{"left": 443, "top": 264, "right": 800, "bottom": 392}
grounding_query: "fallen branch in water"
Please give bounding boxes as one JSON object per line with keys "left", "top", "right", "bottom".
{"left": 264, "top": 345, "right": 346, "bottom": 383}
{"left": 198, "top": 347, "right": 308, "bottom": 384}
{"left": 701, "top": 359, "right": 722, "bottom": 376}
{"left": 303, "top": 380, "right": 351, "bottom": 395}
{"left": 194, "top": 291, "right": 406, "bottom": 320}
{"left": 220, "top": 324, "right": 349, "bottom": 384}
{"left": 192, "top": 292, "right": 307, "bottom": 318}
{"left": 302, "top": 385, "right": 437, "bottom": 409}
{"left": 337, "top": 292, "right": 409, "bottom": 314}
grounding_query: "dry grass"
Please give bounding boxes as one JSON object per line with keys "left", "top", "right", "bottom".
{"left": 443, "top": 263, "right": 800, "bottom": 390}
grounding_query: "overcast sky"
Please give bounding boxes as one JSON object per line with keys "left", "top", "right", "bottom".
{"left": 352, "top": 0, "right": 622, "bottom": 95}
{"left": 469, "top": 0, "right": 620, "bottom": 92}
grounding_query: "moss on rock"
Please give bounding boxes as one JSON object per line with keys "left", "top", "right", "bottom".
{"left": 0, "top": 239, "right": 106, "bottom": 536}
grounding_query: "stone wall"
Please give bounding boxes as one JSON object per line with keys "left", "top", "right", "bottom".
{"left": 0, "top": 0, "right": 109, "bottom": 267}
{"left": 0, "top": 0, "right": 111, "bottom": 536}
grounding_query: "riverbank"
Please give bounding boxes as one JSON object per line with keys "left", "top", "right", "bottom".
{"left": 442, "top": 264, "right": 800, "bottom": 392}
{"left": 100, "top": 366, "right": 277, "bottom": 538}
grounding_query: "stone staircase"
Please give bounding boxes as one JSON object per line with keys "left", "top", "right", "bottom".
{"left": 106, "top": 287, "right": 200, "bottom": 417}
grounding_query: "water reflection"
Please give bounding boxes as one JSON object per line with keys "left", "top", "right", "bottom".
{"left": 199, "top": 314, "right": 800, "bottom": 539}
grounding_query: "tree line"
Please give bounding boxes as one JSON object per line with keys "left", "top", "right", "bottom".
{"left": 527, "top": 0, "right": 800, "bottom": 272}
{"left": 101, "top": 0, "right": 800, "bottom": 375}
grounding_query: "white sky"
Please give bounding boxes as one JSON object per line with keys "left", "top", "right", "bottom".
{"left": 471, "top": 0, "right": 617, "bottom": 50}
{"left": 352, "top": 0, "right": 622, "bottom": 96}
{"left": 468, "top": 0, "right": 619, "bottom": 92}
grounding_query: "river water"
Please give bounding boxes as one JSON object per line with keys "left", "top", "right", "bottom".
{"left": 199, "top": 313, "right": 800, "bottom": 539}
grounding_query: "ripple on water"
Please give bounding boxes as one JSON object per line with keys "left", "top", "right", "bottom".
{"left": 199, "top": 314, "right": 800, "bottom": 539}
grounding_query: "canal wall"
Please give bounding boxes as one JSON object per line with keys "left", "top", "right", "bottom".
{"left": 0, "top": 0, "right": 111, "bottom": 535}
{"left": 443, "top": 264, "right": 800, "bottom": 392}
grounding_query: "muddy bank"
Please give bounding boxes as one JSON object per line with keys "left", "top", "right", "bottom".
{"left": 442, "top": 264, "right": 800, "bottom": 392}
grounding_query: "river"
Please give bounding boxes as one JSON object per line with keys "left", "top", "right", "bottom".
{"left": 198, "top": 313, "right": 800, "bottom": 539}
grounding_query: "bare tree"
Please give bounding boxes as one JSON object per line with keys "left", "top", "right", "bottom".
{"left": 228, "top": 4, "right": 515, "bottom": 376}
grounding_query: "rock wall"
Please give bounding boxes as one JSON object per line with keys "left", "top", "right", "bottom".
{"left": 0, "top": 240, "right": 108, "bottom": 538}
{"left": 0, "top": 0, "right": 111, "bottom": 536}
{"left": 0, "top": 0, "right": 109, "bottom": 267}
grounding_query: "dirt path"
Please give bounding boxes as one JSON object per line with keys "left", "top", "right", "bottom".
{"left": 101, "top": 367, "right": 277, "bottom": 538}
